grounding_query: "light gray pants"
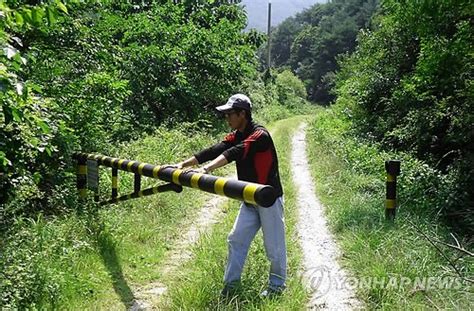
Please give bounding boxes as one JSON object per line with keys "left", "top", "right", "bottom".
{"left": 223, "top": 196, "right": 287, "bottom": 289}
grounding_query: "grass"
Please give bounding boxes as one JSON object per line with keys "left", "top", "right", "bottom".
{"left": 306, "top": 107, "right": 473, "bottom": 310}
{"left": 159, "top": 115, "right": 312, "bottom": 310}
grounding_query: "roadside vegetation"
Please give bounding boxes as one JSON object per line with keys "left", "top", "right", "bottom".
{"left": 271, "top": 0, "right": 473, "bottom": 308}
{"left": 1, "top": 0, "right": 262, "bottom": 228}
{"left": 302, "top": 0, "right": 474, "bottom": 310}
{"left": 271, "top": 0, "right": 472, "bottom": 233}
{"left": 307, "top": 107, "right": 473, "bottom": 309}
{"left": 332, "top": 0, "right": 473, "bottom": 234}
{"left": 1, "top": 1, "right": 264, "bottom": 308}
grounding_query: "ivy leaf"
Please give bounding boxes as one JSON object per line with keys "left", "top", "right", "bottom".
{"left": 14, "top": 12, "right": 24, "bottom": 26}
{"left": 33, "top": 172, "right": 42, "bottom": 184}
{"left": 11, "top": 107, "right": 22, "bottom": 122}
{"left": 30, "top": 137, "right": 40, "bottom": 148}
{"left": 30, "top": 83, "right": 43, "bottom": 93}
{"left": 0, "top": 151, "right": 12, "bottom": 167}
{"left": 32, "top": 8, "right": 44, "bottom": 26}
{"left": 56, "top": 1, "right": 68, "bottom": 14}
{"left": 13, "top": 53, "right": 26, "bottom": 66}
{"left": 21, "top": 9, "right": 33, "bottom": 24}
{"left": 11, "top": 61, "right": 21, "bottom": 71}
{"left": 38, "top": 120, "right": 52, "bottom": 134}
{"left": 46, "top": 7, "right": 56, "bottom": 25}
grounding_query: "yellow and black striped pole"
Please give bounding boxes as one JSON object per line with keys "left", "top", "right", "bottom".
{"left": 385, "top": 160, "right": 401, "bottom": 221}
{"left": 157, "top": 167, "right": 276, "bottom": 207}
{"left": 73, "top": 153, "right": 277, "bottom": 207}
{"left": 76, "top": 157, "right": 87, "bottom": 199}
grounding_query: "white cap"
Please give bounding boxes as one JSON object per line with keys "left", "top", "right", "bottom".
{"left": 216, "top": 94, "right": 252, "bottom": 112}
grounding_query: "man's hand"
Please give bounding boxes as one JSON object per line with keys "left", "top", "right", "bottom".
{"left": 191, "top": 155, "right": 228, "bottom": 175}
{"left": 165, "top": 155, "right": 226, "bottom": 175}
{"left": 175, "top": 162, "right": 185, "bottom": 169}
{"left": 189, "top": 166, "right": 211, "bottom": 174}
{"left": 162, "top": 162, "right": 183, "bottom": 169}
{"left": 165, "top": 156, "right": 198, "bottom": 170}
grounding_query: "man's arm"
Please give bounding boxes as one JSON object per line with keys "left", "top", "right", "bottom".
{"left": 176, "top": 156, "right": 198, "bottom": 169}
{"left": 200, "top": 154, "right": 228, "bottom": 174}
{"left": 175, "top": 154, "right": 228, "bottom": 174}
{"left": 172, "top": 131, "right": 236, "bottom": 169}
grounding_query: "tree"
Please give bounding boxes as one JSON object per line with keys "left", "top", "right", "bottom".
{"left": 269, "top": 0, "right": 379, "bottom": 104}
{"left": 1, "top": 0, "right": 72, "bottom": 220}
{"left": 1, "top": 0, "right": 260, "bottom": 223}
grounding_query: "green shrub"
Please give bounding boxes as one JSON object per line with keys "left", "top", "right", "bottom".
{"left": 1, "top": 0, "right": 260, "bottom": 226}
{"left": 310, "top": 107, "right": 473, "bottom": 233}
{"left": 1, "top": 1, "right": 77, "bottom": 228}
{"left": 334, "top": 0, "right": 473, "bottom": 230}
{"left": 244, "top": 70, "right": 313, "bottom": 124}
{"left": 275, "top": 69, "right": 307, "bottom": 108}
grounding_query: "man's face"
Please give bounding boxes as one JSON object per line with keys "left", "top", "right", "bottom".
{"left": 224, "top": 110, "right": 246, "bottom": 130}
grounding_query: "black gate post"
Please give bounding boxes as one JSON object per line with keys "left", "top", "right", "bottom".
{"left": 385, "top": 160, "right": 401, "bottom": 221}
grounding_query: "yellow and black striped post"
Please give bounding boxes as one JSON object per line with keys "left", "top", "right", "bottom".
{"left": 134, "top": 173, "right": 141, "bottom": 193}
{"left": 112, "top": 167, "right": 118, "bottom": 198}
{"left": 94, "top": 189, "right": 99, "bottom": 202}
{"left": 385, "top": 160, "right": 401, "bottom": 221}
{"left": 76, "top": 157, "right": 87, "bottom": 199}
{"left": 73, "top": 153, "right": 277, "bottom": 207}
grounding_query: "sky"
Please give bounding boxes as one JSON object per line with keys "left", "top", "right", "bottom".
{"left": 240, "top": 0, "right": 326, "bottom": 31}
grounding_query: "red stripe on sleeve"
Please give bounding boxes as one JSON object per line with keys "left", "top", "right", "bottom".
{"left": 224, "top": 132, "right": 236, "bottom": 143}
{"left": 242, "top": 130, "right": 264, "bottom": 159}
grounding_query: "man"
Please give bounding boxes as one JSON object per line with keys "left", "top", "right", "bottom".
{"left": 173, "top": 94, "right": 287, "bottom": 297}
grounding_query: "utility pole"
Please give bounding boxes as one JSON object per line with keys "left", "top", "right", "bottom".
{"left": 267, "top": 0, "right": 272, "bottom": 69}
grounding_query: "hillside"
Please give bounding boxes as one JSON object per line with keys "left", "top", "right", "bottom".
{"left": 241, "top": 0, "right": 325, "bottom": 31}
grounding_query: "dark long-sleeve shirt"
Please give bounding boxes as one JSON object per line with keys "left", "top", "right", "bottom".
{"left": 194, "top": 121, "right": 283, "bottom": 197}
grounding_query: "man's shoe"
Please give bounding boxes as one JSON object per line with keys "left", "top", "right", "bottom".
{"left": 220, "top": 282, "right": 240, "bottom": 298}
{"left": 260, "top": 286, "right": 285, "bottom": 298}
{"left": 220, "top": 286, "right": 235, "bottom": 298}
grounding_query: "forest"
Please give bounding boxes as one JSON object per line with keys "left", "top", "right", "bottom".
{"left": 269, "top": 0, "right": 473, "bottom": 231}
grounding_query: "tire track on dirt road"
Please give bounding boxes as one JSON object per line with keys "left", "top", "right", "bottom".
{"left": 292, "top": 123, "right": 361, "bottom": 310}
